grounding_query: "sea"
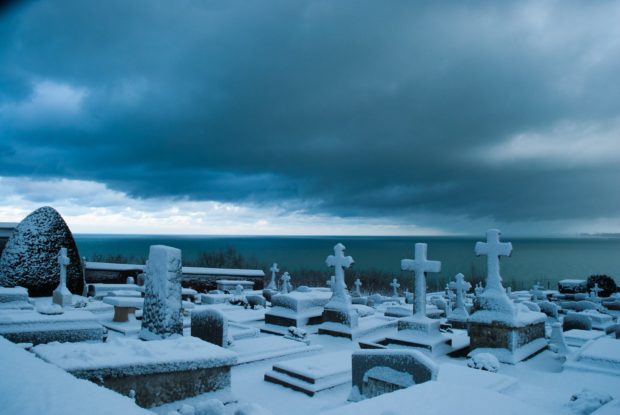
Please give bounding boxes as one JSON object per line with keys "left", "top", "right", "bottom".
{"left": 74, "top": 234, "right": 620, "bottom": 291}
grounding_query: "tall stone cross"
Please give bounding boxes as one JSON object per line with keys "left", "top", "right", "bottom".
{"left": 58, "top": 247, "right": 70, "bottom": 289}
{"left": 449, "top": 273, "right": 471, "bottom": 311}
{"left": 353, "top": 278, "right": 362, "bottom": 296}
{"left": 390, "top": 278, "right": 400, "bottom": 297}
{"left": 401, "top": 243, "right": 441, "bottom": 319}
{"left": 591, "top": 283, "right": 603, "bottom": 298}
{"left": 326, "top": 243, "right": 354, "bottom": 303}
{"left": 267, "top": 263, "right": 279, "bottom": 290}
{"left": 280, "top": 272, "right": 291, "bottom": 294}
{"left": 475, "top": 229, "right": 512, "bottom": 292}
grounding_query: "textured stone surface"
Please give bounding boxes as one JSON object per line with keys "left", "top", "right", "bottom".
{"left": 0, "top": 207, "right": 84, "bottom": 296}
{"left": 351, "top": 349, "right": 437, "bottom": 400}
{"left": 191, "top": 309, "right": 228, "bottom": 347}
{"left": 468, "top": 320, "right": 545, "bottom": 350}
{"left": 563, "top": 314, "right": 592, "bottom": 331}
{"left": 139, "top": 245, "right": 183, "bottom": 340}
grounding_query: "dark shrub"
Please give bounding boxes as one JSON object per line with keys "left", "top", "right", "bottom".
{"left": 587, "top": 275, "right": 617, "bottom": 298}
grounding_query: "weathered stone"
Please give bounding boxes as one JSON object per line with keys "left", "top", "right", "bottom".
{"left": 468, "top": 320, "right": 545, "bottom": 351}
{"left": 139, "top": 245, "right": 183, "bottom": 340}
{"left": 191, "top": 309, "right": 228, "bottom": 347}
{"left": 563, "top": 314, "right": 592, "bottom": 331}
{"left": 0, "top": 207, "right": 84, "bottom": 296}
{"left": 351, "top": 349, "right": 437, "bottom": 400}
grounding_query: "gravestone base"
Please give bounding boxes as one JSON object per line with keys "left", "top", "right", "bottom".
{"left": 447, "top": 315, "right": 469, "bottom": 329}
{"left": 468, "top": 319, "right": 546, "bottom": 364}
{"left": 52, "top": 289, "right": 72, "bottom": 307}
{"left": 322, "top": 307, "right": 359, "bottom": 327}
{"left": 397, "top": 316, "right": 440, "bottom": 334}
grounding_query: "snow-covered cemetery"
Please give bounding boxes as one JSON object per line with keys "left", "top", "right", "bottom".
{"left": 1, "top": 206, "right": 619, "bottom": 415}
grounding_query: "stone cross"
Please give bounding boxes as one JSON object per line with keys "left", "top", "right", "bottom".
{"left": 280, "top": 272, "right": 291, "bottom": 294}
{"left": 353, "top": 278, "right": 363, "bottom": 296}
{"left": 449, "top": 273, "right": 471, "bottom": 311}
{"left": 401, "top": 243, "right": 441, "bottom": 319}
{"left": 475, "top": 229, "right": 512, "bottom": 292}
{"left": 58, "top": 247, "right": 70, "bottom": 289}
{"left": 590, "top": 283, "right": 603, "bottom": 298}
{"left": 267, "top": 263, "right": 279, "bottom": 291}
{"left": 390, "top": 278, "right": 400, "bottom": 298}
{"left": 53, "top": 247, "right": 72, "bottom": 307}
{"left": 474, "top": 282, "right": 483, "bottom": 296}
{"left": 326, "top": 275, "right": 336, "bottom": 292}
{"left": 326, "top": 243, "right": 354, "bottom": 303}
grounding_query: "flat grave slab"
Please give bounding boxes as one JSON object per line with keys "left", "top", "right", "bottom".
{"left": 0, "top": 286, "right": 29, "bottom": 303}
{"left": 232, "top": 335, "right": 323, "bottom": 364}
{"left": 563, "top": 329, "right": 605, "bottom": 347}
{"left": 359, "top": 328, "right": 470, "bottom": 356}
{"left": 264, "top": 350, "right": 352, "bottom": 396}
{"left": 33, "top": 336, "right": 238, "bottom": 408}
{"left": 437, "top": 363, "right": 518, "bottom": 393}
{"left": 0, "top": 309, "right": 104, "bottom": 345}
{"left": 564, "top": 337, "right": 620, "bottom": 376}
{"left": 317, "top": 315, "right": 398, "bottom": 340}
{"left": 567, "top": 310, "right": 616, "bottom": 331}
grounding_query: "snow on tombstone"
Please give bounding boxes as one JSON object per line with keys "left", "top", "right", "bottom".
{"left": 139, "top": 245, "right": 183, "bottom": 340}
{"left": 191, "top": 309, "right": 229, "bottom": 348}
{"left": 52, "top": 247, "right": 73, "bottom": 307}
{"left": 0, "top": 206, "right": 84, "bottom": 296}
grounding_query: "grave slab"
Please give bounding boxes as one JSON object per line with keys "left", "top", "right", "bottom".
{"left": 264, "top": 350, "right": 351, "bottom": 396}
{"left": 318, "top": 315, "right": 398, "bottom": 339}
{"left": 437, "top": 363, "right": 518, "bottom": 393}
{"left": 232, "top": 335, "right": 323, "bottom": 364}
{"left": 33, "top": 336, "right": 237, "bottom": 408}
{"left": 0, "top": 309, "right": 104, "bottom": 345}
{"left": 563, "top": 329, "right": 606, "bottom": 347}
{"left": 564, "top": 337, "right": 620, "bottom": 376}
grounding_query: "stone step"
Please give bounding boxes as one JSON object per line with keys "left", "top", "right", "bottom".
{"left": 264, "top": 351, "right": 352, "bottom": 396}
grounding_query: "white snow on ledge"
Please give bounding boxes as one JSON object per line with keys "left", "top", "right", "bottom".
{"left": 84, "top": 261, "right": 265, "bottom": 277}
{"left": 0, "top": 336, "right": 153, "bottom": 415}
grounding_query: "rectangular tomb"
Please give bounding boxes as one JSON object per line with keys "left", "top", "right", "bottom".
{"left": 0, "top": 309, "right": 104, "bottom": 345}
{"left": 33, "top": 336, "right": 238, "bottom": 408}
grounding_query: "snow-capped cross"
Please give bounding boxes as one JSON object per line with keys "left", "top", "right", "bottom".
{"left": 267, "top": 263, "right": 279, "bottom": 290}
{"left": 390, "top": 278, "right": 400, "bottom": 298}
{"left": 353, "top": 278, "right": 362, "bottom": 296}
{"left": 449, "top": 273, "right": 471, "bottom": 311}
{"left": 57, "top": 247, "right": 70, "bottom": 289}
{"left": 590, "top": 283, "right": 603, "bottom": 298}
{"left": 401, "top": 243, "right": 441, "bottom": 319}
{"left": 475, "top": 229, "right": 512, "bottom": 292}
{"left": 326, "top": 243, "right": 354, "bottom": 302}
{"left": 280, "top": 272, "right": 291, "bottom": 294}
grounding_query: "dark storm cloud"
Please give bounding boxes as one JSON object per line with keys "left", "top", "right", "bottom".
{"left": 1, "top": 0, "right": 620, "bottom": 228}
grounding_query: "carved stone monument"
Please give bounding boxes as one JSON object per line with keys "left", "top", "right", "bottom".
{"left": 52, "top": 248, "right": 72, "bottom": 307}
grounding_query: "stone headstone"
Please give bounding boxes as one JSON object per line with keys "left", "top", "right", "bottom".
{"left": 191, "top": 309, "right": 228, "bottom": 347}
{"left": 563, "top": 313, "right": 592, "bottom": 331}
{"left": 352, "top": 278, "right": 362, "bottom": 298}
{"left": 400, "top": 243, "right": 441, "bottom": 333}
{"left": 548, "top": 322, "right": 569, "bottom": 356}
{"left": 267, "top": 263, "right": 279, "bottom": 291}
{"left": 449, "top": 273, "right": 471, "bottom": 320}
{"left": 390, "top": 278, "right": 400, "bottom": 298}
{"left": 0, "top": 206, "right": 84, "bottom": 296}
{"left": 280, "top": 272, "right": 292, "bottom": 294}
{"left": 52, "top": 248, "right": 72, "bottom": 307}
{"left": 139, "top": 245, "right": 183, "bottom": 340}
{"left": 322, "top": 243, "right": 358, "bottom": 329}
{"left": 126, "top": 276, "right": 135, "bottom": 285}
{"left": 351, "top": 349, "right": 437, "bottom": 400}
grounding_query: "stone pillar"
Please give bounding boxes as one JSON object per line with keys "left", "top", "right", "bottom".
{"left": 139, "top": 245, "right": 183, "bottom": 340}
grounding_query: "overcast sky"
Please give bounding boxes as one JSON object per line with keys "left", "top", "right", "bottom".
{"left": 1, "top": 0, "right": 620, "bottom": 235}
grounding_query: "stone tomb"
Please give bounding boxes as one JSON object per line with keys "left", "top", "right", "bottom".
{"left": 264, "top": 350, "right": 352, "bottom": 396}
{"left": 467, "top": 229, "right": 547, "bottom": 364}
{"left": 262, "top": 289, "right": 332, "bottom": 335}
{"left": 564, "top": 337, "right": 620, "bottom": 376}
{"left": 350, "top": 349, "right": 437, "bottom": 401}
{"left": 33, "top": 336, "right": 238, "bottom": 408}
{"left": 0, "top": 286, "right": 32, "bottom": 310}
{"left": 0, "top": 309, "right": 104, "bottom": 345}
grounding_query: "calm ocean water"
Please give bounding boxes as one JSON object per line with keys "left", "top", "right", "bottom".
{"left": 74, "top": 235, "right": 620, "bottom": 291}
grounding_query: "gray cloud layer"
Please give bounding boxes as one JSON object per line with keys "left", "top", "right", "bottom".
{"left": 1, "top": 0, "right": 620, "bottom": 231}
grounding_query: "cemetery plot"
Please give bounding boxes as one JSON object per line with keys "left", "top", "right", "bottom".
{"left": 563, "top": 329, "right": 605, "bottom": 347}
{"left": 264, "top": 351, "right": 352, "bottom": 396}
{"left": 232, "top": 335, "right": 323, "bottom": 364}
{"left": 33, "top": 336, "right": 238, "bottom": 408}
{"left": 564, "top": 337, "right": 620, "bottom": 376}
{"left": 0, "top": 309, "right": 104, "bottom": 345}
{"left": 437, "top": 363, "right": 518, "bottom": 393}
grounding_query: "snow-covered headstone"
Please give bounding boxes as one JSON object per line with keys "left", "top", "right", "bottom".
{"left": 390, "top": 278, "right": 400, "bottom": 298}
{"left": 448, "top": 273, "right": 471, "bottom": 326}
{"left": 234, "top": 284, "right": 244, "bottom": 296}
{"left": 590, "top": 283, "right": 603, "bottom": 299}
{"left": 321, "top": 243, "right": 358, "bottom": 329}
{"left": 266, "top": 263, "right": 279, "bottom": 291}
{"left": 401, "top": 243, "right": 441, "bottom": 322}
{"left": 139, "top": 245, "right": 183, "bottom": 340}
{"left": 548, "top": 322, "right": 569, "bottom": 356}
{"left": 352, "top": 278, "right": 363, "bottom": 298}
{"left": 280, "top": 272, "right": 291, "bottom": 294}
{"left": 474, "top": 229, "right": 515, "bottom": 314}
{"left": 0, "top": 206, "right": 84, "bottom": 296}
{"left": 191, "top": 308, "right": 229, "bottom": 348}
{"left": 52, "top": 248, "right": 72, "bottom": 307}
